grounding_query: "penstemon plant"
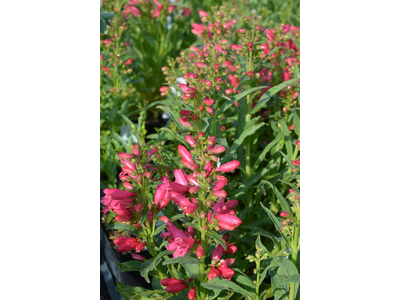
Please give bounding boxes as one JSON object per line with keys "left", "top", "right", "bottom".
{"left": 101, "top": 2, "right": 300, "bottom": 300}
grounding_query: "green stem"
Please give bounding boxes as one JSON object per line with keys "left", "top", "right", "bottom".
{"left": 245, "top": 96, "right": 252, "bottom": 179}
{"left": 288, "top": 225, "right": 300, "bottom": 300}
{"left": 255, "top": 259, "right": 261, "bottom": 300}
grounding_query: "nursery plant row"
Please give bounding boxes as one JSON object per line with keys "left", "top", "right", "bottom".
{"left": 100, "top": 1, "right": 300, "bottom": 299}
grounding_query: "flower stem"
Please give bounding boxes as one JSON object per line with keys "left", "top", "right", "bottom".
{"left": 245, "top": 95, "right": 252, "bottom": 179}
{"left": 288, "top": 225, "right": 300, "bottom": 300}
{"left": 255, "top": 259, "right": 261, "bottom": 300}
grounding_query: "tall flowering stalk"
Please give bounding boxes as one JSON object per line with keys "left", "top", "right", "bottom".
{"left": 154, "top": 134, "right": 242, "bottom": 299}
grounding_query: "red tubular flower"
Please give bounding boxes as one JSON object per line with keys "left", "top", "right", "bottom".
{"left": 174, "top": 169, "right": 188, "bottom": 186}
{"left": 208, "top": 267, "right": 219, "bottom": 281}
{"left": 132, "top": 145, "right": 140, "bottom": 156}
{"left": 103, "top": 189, "right": 136, "bottom": 200}
{"left": 179, "top": 117, "right": 193, "bottom": 128}
{"left": 160, "top": 216, "right": 170, "bottom": 223}
{"left": 131, "top": 253, "right": 145, "bottom": 261}
{"left": 123, "top": 182, "right": 133, "bottom": 190}
{"left": 196, "top": 62, "right": 207, "bottom": 68}
{"left": 291, "top": 159, "right": 300, "bottom": 166}
{"left": 203, "top": 99, "right": 214, "bottom": 106}
{"left": 180, "top": 110, "right": 193, "bottom": 116}
{"left": 181, "top": 159, "right": 199, "bottom": 171}
{"left": 154, "top": 187, "right": 166, "bottom": 206}
{"left": 217, "top": 266, "right": 235, "bottom": 278}
{"left": 119, "top": 152, "right": 134, "bottom": 161}
{"left": 212, "top": 180, "right": 227, "bottom": 192}
{"left": 166, "top": 284, "right": 189, "bottom": 293}
{"left": 165, "top": 222, "right": 196, "bottom": 258}
{"left": 178, "top": 145, "right": 194, "bottom": 164}
{"left": 213, "top": 190, "right": 227, "bottom": 198}
{"left": 113, "top": 209, "right": 133, "bottom": 222}
{"left": 228, "top": 75, "right": 240, "bottom": 88}
{"left": 212, "top": 244, "right": 224, "bottom": 262}
{"left": 225, "top": 243, "right": 237, "bottom": 254}
{"left": 187, "top": 174, "right": 200, "bottom": 186}
{"left": 189, "top": 186, "right": 200, "bottom": 194}
{"left": 161, "top": 278, "right": 186, "bottom": 286}
{"left": 159, "top": 86, "right": 169, "bottom": 96}
{"left": 231, "top": 45, "right": 242, "bottom": 51}
{"left": 215, "top": 160, "right": 240, "bottom": 172}
{"left": 210, "top": 146, "right": 225, "bottom": 154}
{"left": 199, "top": 10, "right": 208, "bottom": 17}
{"left": 191, "top": 23, "right": 205, "bottom": 37}
{"left": 185, "top": 135, "right": 197, "bottom": 147}
{"left": 265, "top": 29, "right": 275, "bottom": 40}
{"left": 188, "top": 287, "right": 196, "bottom": 300}
{"left": 171, "top": 191, "right": 198, "bottom": 214}
{"left": 280, "top": 211, "right": 289, "bottom": 217}
{"left": 170, "top": 182, "right": 189, "bottom": 193}
{"left": 114, "top": 237, "right": 145, "bottom": 253}
{"left": 196, "top": 246, "right": 204, "bottom": 259}
{"left": 215, "top": 214, "right": 242, "bottom": 231}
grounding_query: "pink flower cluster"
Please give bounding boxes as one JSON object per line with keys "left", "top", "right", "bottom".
{"left": 101, "top": 189, "right": 141, "bottom": 222}
{"left": 122, "top": 0, "right": 191, "bottom": 19}
{"left": 118, "top": 144, "right": 162, "bottom": 191}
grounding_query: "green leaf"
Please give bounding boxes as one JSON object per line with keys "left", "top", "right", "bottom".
{"left": 152, "top": 250, "right": 172, "bottom": 269}
{"left": 207, "top": 231, "right": 227, "bottom": 250}
{"left": 162, "top": 256, "right": 201, "bottom": 265}
{"left": 283, "top": 274, "right": 300, "bottom": 284}
{"left": 171, "top": 214, "right": 186, "bottom": 222}
{"left": 156, "top": 105, "right": 184, "bottom": 131}
{"left": 260, "top": 202, "right": 290, "bottom": 246}
{"left": 269, "top": 260, "right": 289, "bottom": 300}
{"left": 106, "top": 209, "right": 117, "bottom": 224}
{"left": 293, "top": 110, "right": 300, "bottom": 136}
{"left": 279, "top": 151, "right": 296, "bottom": 170}
{"left": 116, "top": 282, "right": 166, "bottom": 300}
{"left": 159, "top": 127, "right": 187, "bottom": 145}
{"left": 118, "top": 260, "right": 143, "bottom": 272}
{"left": 252, "top": 131, "right": 285, "bottom": 172}
{"left": 120, "top": 114, "right": 141, "bottom": 143}
{"left": 263, "top": 181, "right": 291, "bottom": 213}
{"left": 218, "top": 86, "right": 269, "bottom": 114}
{"left": 259, "top": 264, "right": 270, "bottom": 285}
{"left": 233, "top": 163, "right": 278, "bottom": 198}
{"left": 252, "top": 79, "right": 298, "bottom": 113}
{"left": 256, "top": 235, "right": 268, "bottom": 256}
{"left": 222, "top": 120, "right": 265, "bottom": 163}
{"left": 106, "top": 223, "right": 138, "bottom": 234}
{"left": 183, "top": 263, "right": 201, "bottom": 279}
{"left": 100, "top": 12, "right": 115, "bottom": 20}
{"left": 233, "top": 268, "right": 256, "bottom": 292}
{"left": 100, "top": 17, "right": 107, "bottom": 34}
{"left": 201, "top": 278, "right": 254, "bottom": 299}
{"left": 260, "top": 286, "right": 274, "bottom": 299}
{"left": 270, "top": 257, "right": 299, "bottom": 300}
{"left": 140, "top": 258, "right": 154, "bottom": 283}
{"left": 152, "top": 223, "right": 166, "bottom": 236}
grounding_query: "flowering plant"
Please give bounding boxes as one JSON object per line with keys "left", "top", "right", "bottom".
{"left": 101, "top": 1, "right": 300, "bottom": 300}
